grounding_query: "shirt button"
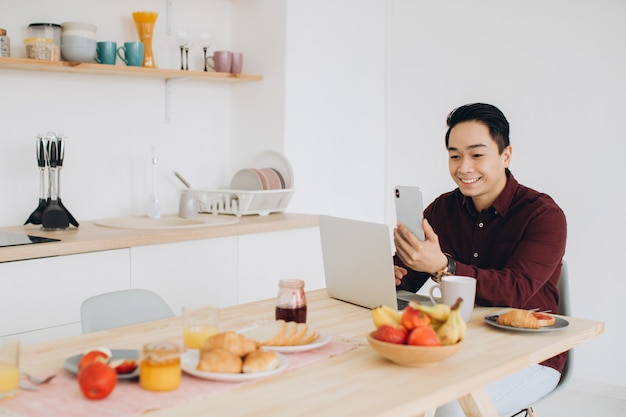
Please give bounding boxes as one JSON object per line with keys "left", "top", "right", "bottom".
{"left": 473, "top": 252, "right": 479, "bottom": 258}
{"left": 478, "top": 222, "right": 484, "bottom": 228}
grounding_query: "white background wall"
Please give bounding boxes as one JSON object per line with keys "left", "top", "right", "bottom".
{"left": 0, "top": 0, "right": 622, "bottom": 392}
{"left": 284, "top": 0, "right": 624, "bottom": 391}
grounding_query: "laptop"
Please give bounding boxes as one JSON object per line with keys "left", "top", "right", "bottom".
{"left": 318, "top": 215, "right": 429, "bottom": 311}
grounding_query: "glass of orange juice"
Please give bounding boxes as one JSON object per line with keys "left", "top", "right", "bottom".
{"left": 0, "top": 338, "right": 19, "bottom": 400}
{"left": 182, "top": 304, "right": 219, "bottom": 350}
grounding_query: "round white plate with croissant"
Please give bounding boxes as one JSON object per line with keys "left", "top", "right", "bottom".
{"left": 181, "top": 350, "right": 288, "bottom": 382}
{"left": 485, "top": 309, "right": 569, "bottom": 332}
{"left": 239, "top": 320, "right": 331, "bottom": 353}
{"left": 181, "top": 331, "right": 289, "bottom": 381}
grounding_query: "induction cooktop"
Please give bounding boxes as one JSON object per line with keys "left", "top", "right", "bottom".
{"left": 0, "top": 232, "right": 60, "bottom": 248}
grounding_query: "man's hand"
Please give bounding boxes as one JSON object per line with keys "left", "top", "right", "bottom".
{"left": 394, "top": 265, "right": 407, "bottom": 286}
{"left": 394, "top": 219, "right": 447, "bottom": 275}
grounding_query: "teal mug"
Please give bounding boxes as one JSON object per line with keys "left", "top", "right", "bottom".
{"left": 96, "top": 41, "right": 117, "bottom": 65}
{"left": 117, "top": 42, "right": 144, "bottom": 67}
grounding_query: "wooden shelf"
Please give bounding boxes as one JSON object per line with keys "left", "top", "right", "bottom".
{"left": 0, "top": 57, "right": 263, "bottom": 82}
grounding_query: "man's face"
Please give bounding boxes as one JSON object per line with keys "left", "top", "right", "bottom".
{"left": 447, "top": 121, "right": 512, "bottom": 211}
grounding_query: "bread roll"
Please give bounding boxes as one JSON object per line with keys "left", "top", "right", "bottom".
{"left": 242, "top": 350, "right": 280, "bottom": 373}
{"left": 197, "top": 348, "right": 242, "bottom": 373}
{"left": 496, "top": 309, "right": 540, "bottom": 329}
{"left": 200, "top": 331, "right": 259, "bottom": 357}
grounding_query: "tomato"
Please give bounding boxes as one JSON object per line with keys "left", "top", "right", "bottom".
{"left": 78, "top": 349, "right": 111, "bottom": 372}
{"left": 78, "top": 361, "right": 117, "bottom": 400}
{"left": 111, "top": 359, "right": 138, "bottom": 375}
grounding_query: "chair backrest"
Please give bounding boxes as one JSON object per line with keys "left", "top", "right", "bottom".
{"left": 81, "top": 289, "right": 175, "bottom": 333}
{"left": 555, "top": 260, "right": 572, "bottom": 391}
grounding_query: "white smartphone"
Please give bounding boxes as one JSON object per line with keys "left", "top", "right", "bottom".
{"left": 394, "top": 186, "right": 425, "bottom": 241}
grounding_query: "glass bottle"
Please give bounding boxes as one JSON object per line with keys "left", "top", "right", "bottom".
{"left": 275, "top": 279, "right": 307, "bottom": 323}
{"left": 139, "top": 342, "right": 181, "bottom": 391}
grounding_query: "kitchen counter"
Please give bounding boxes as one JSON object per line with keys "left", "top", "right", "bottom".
{"left": 0, "top": 213, "right": 319, "bottom": 263}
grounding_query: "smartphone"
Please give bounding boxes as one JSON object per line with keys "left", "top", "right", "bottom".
{"left": 394, "top": 186, "right": 425, "bottom": 241}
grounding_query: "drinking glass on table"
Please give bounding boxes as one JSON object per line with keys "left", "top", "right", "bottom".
{"left": 182, "top": 304, "right": 219, "bottom": 349}
{"left": 0, "top": 338, "right": 19, "bottom": 399}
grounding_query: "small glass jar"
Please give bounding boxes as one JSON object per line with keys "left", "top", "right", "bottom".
{"left": 28, "top": 23, "right": 61, "bottom": 61}
{"left": 275, "top": 279, "right": 307, "bottom": 323}
{"left": 0, "top": 29, "right": 10, "bottom": 57}
{"left": 139, "top": 342, "right": 181, "bottom": 391}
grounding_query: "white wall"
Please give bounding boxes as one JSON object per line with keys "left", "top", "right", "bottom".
{"left": 283, "top": 0, "right": 624, "bottom": 391}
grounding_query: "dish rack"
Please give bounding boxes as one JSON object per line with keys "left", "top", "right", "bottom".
{"left": 191, "top": 188, "right": 295, "bottom": 217}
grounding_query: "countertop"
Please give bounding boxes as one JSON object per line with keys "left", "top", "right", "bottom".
{"left": 0, "top": 213, "right": 319, "bottom": 263}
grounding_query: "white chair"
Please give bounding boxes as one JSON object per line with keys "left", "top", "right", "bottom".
{"left": 81, "top": 289, "right": 175, "bottom": 333}
{"left": 524, "top": 260, "right": 572, "bottom": 417}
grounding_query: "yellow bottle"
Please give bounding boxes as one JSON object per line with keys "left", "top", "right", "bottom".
{"left": 139, "top": 342, "right": 181, "bottom": 391}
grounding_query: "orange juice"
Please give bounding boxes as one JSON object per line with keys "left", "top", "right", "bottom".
{"left": 0, "top": 363, "right": 19, "bottom": 397}
{"left": 183, "top": 325, "right": 218, "bottom": 349}
{"left": 139, "top": 342, "right": 181, "bottom": 391}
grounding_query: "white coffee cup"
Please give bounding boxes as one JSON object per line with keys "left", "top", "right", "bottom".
{"left": 429, "top": 275, "right": 476, "bottom": 323}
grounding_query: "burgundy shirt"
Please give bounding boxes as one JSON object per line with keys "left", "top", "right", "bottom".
{"left": 396, "top": 172, "right": 567, "bottom": 372}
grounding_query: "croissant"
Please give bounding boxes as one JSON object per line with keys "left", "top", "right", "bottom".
{"left": 197, "top": 348, "right": 242, "bottom": 373}
{"left": 200, "top": 331, "right": 259, "bottom": 357}
{"left": 496, "top": 309, "right": 540, "bottom": 329}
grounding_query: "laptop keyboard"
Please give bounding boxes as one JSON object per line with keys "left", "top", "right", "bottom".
{"left": 397, "top": 298, "right": 409, "bottom": 311}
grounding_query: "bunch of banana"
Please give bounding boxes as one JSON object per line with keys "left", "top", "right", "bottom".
{"left": 371, "top": 305, "right": 402, "bottom": 328}
{"left": 435, "top": 297, "right": 467, "bottom": 345}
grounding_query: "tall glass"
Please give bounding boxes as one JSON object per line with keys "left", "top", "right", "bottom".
{"left": 132, "top": 11, "right": 158, "bottom": 68}
{"left": 0, "top": 338, "right": 19, "bottom": 399}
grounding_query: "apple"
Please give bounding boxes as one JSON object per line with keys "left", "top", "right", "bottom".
{"left": 407, "top": 326, "right": 441, "bottom": 347}
{"left": 401, "top": 306, "right": 431, "bottom": 330}
{"left": 373, "top": 324, "right": 408, "bottom": 344}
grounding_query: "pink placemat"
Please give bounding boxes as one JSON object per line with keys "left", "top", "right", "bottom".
{"left": 0, "top": 340, "right": 356, "bottom": 417}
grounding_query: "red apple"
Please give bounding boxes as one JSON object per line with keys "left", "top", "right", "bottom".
{"left": 407, "top": 326, "right": 441, "bottom": 347}
{"left": 401, "top": 306, "right": 432, "bottom": 330}
{"left": 373, "top": 324, "right": 408, "bottom": 344}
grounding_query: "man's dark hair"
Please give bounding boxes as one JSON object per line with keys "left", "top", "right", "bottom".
{"left": 445, "top": 103, "right": 510, "bottom": 153}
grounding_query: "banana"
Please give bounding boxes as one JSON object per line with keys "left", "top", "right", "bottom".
{"left": 371, "top": 305, "right": 402, "bottom": 328}
{"left": 436, "top": 297, "right": 464, "bottom": 345}
{"left": 409, "top": 301, "right": 451, "bottom": 323}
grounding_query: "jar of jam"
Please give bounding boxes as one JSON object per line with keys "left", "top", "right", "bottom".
{"left": 139, "top": 342, "right": 181, "bottom": 391}
{"left": 275, "top": 279, "right": 307, "bottom": 323}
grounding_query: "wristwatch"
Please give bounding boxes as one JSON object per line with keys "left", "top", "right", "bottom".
{"left": 433, "top": 253, "right": 456, "bottom": 283}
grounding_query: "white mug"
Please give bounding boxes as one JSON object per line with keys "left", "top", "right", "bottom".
{"left": 429, "top": 275, "right": 476, "bottom": 323}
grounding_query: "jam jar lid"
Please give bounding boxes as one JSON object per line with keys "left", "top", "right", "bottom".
{"left": 142, "top": 342, "right": 180, "bottom": 363}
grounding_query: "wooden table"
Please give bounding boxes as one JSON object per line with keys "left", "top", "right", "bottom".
{"left": 15, "top": 290, "right": 604, "bottom": 417}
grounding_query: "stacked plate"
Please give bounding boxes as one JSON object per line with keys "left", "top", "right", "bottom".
{"left": 230, "top": 151, "right": 293, "bottom": 191}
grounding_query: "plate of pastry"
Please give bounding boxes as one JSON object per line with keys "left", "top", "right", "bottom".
{"left": 239, "top": 320, "right": 331, "bottom": 353}
{"left": 181, "top": 349, "right": 288, "bottom": 382}
{"left": 485, "top": 309, "right": 569, "bottom": 333}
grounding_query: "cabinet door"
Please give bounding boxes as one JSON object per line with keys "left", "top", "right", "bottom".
{"left": 0, "top": 249, "right": 130, "bottom": 339}
{"left": 237, "top": 227, "right": 325, "bottom": 305}
{"left": 130, "top": 237, "right": 238, "bottom": 314}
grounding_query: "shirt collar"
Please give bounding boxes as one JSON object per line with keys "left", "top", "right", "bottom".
{"left": 461, "top": 169, "right": 517, "bottom": 217}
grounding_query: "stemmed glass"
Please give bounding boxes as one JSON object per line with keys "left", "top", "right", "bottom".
{"left": 184, "top": 35, "right": 194, "bottom": 71}
{"left": 199, "top": 33, "right": 212, "bottom": 72}
{"left": 176, "top": 30, "right": 192, "bottom": 70}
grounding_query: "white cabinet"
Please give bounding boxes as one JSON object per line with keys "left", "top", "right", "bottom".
{"left": 237, "top": 227, "right": 325, "bottom": 305}
{"left": 0, "top": 249, "right": 130, "bottom": 344}
{"left": 129, "top": 237, "right": 238, "bottom": 314}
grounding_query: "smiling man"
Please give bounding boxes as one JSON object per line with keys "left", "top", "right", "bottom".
{"left": 393, "top": 103, "right": 567, "bottom": 416}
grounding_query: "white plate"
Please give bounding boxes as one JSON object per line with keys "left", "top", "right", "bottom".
{"left": 260, "top": 330, "right": 332, "bottom": 353}
{"left": 181, "top": 350, "right": 288, "bottom": 382}
{"left": 252, "top": 150, "right": 294, "bottom": 189}
{"left": 484, "top": 314, "right": 569, "bottom": 332}
{"left": 64, "top": 349, "right": 140, "bottom": 379}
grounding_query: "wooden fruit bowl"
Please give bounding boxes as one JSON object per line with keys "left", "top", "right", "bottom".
{"left": 366, "top": 331, "right": 463, "bottom": 367}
